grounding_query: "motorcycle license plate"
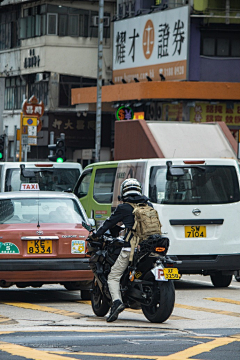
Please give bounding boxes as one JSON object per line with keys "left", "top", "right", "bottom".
{"left": 185, "top": 225, "right": 206, "bottom": 238}
{"left": 163, "top": 268, "right": 180, "bottom": 280}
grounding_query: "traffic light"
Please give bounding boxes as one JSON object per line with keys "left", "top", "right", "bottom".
{"left": 48, "top": 138, "right": 66, "bottom": 162}
{"left": 0, "top": 135, "right": 5, "bottom": 161}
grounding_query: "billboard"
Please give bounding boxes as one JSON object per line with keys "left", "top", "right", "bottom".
{"left": 113, "top": 6, "right": 189, "bottom": 83}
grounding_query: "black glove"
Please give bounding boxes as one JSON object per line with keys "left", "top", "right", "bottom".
{"left": 88, "top": 232, "right": 98, "bottom": 241}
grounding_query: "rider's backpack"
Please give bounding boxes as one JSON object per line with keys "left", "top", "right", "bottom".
{"left": 126, "top": 203, "right": 162, "bottom": 261}
{"left": 129, "top": 203, "right": 162, "bottom": 241}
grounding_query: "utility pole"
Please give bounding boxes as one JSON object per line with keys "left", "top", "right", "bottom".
{"left": 95, "top": 0, "right": 104, "bottom": 162}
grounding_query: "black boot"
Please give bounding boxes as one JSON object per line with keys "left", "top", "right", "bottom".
{"left": 107, "top": 300, "right": 125, "bottom": 322}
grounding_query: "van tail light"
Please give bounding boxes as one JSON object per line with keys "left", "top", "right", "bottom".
{"left": 34, "top": 164, "right": 53, "bottom": 167}
{"left": 183, "top": 161, "right": 205, "bottom": 165}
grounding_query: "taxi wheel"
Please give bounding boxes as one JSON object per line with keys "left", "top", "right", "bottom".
{"left": 81, "top": 290, "right": 91, "bottom": 300}
{"left": 63, "top": 282, "right": 82, "bottom": 291}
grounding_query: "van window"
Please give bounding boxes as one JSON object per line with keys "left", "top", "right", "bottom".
{"left": 93, "top": 168, "right": 116, "bottom": 204}
{"left": 5, "top": 168, "right": 80, "bottom": 192}
{"left": 149, "top": 165, "right": 240, "bottom": 205}
{"left": 75, "top": 169, "right": 92, "bottom": 198}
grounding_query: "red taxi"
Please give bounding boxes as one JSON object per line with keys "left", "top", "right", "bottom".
{"left": 0, "top": 189, "right": 93, "bottom": 298}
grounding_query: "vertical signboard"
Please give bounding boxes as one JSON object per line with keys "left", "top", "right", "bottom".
{"left": 113, "top": 6, "right": 189, "bottom": 83}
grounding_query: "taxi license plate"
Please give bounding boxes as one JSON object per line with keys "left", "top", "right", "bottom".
{"left": 185, "top": 225, "right": 206, "bottom": 238}
{"left": 27, "top": 240, "right": 52, "bottom": 254}
{"left": 163, "top": 268, "right": 180, "bottom": 280}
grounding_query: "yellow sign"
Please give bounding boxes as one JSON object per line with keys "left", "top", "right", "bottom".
{"left": 22, "top": 116, "right": 38, "bottom": 126}
{"left": 190, "top": 103, "right": 240, "bottom": 126}
{"left": 133, "top": 112, "right": 145, "bottom": 120}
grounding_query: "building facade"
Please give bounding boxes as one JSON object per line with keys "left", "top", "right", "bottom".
{"left": 72, "top": 0, "right": 240, "bottom": 149}
{"left": 1, "top": 0, "right": 240, "bottom": 163}
{"left": 0, "top": 0, "right": 115, "bottom": 163}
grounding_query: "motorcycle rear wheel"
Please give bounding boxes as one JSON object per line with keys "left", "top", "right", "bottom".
{"left": 141, "top": 272, "right": 175, "bottom": 323}
{"left": 91, "top": 278, "right": 110, "bottom": 317}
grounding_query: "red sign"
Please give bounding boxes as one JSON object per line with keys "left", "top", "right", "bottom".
{"left": 22, "top": 95, "right": 44, "bottom": 118}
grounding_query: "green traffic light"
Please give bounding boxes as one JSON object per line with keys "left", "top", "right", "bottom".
{"left": 56, "top": 157, "right": 64, "bottom": 163}
{"left": 0, "top": 153, "right": 3, "bottom": 159}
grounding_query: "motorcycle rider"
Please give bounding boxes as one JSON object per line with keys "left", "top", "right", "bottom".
{"left": 90, "top": 178, "right": 153, "bottom": 322}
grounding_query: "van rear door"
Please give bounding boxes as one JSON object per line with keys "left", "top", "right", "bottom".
{"left": 148, "top": 159, "right": 240, "bottom": 262}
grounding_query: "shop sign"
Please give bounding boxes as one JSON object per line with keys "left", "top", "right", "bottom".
{"left": 113, "top": 6, "right": 188, "bottom": 82}
{"left": 116, "top": 106, "right": 134, "bottom": 120}
{"left": 162, "top": 103, "right": 183, "bottom": 121}
{"left": 133, "top": 112, "right": 145, "bottom": 120}
{"left": 82, "top": 149, "right": 93, "bottom": 160}
{"left": 190, "top": 103, "right": 240, "bottom": 125}
{"left": 24, "top": 49, "right": 40, "bottom": 69}
{"left": 22, "top": 95, "right": 44, "bottom": 118}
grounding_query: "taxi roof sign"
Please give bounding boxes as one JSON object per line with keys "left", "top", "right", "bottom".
{"left": 21, "top": 183, "right": 40, "bottom": 191}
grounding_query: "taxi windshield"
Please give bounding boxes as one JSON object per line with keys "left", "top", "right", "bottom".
{"left": 0, "top": 198, "right": 85, "bottom": 224}
{"left": 5, "top": 168, "right": 80, "bottom": 192}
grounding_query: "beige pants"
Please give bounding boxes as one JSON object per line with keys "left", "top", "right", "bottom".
{"left": 107, "top": 249, "right": 131, "bottom": 302}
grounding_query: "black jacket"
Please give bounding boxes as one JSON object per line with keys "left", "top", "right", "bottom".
{"left": 94, "top": 195, "right": 152, "bottom": 240}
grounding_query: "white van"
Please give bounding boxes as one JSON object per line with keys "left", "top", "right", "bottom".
{"left": 0, "top": 162, "right": 82, "bottom": 192}
{"left": 74, "top": 158, "right": 240, "bottom": 287}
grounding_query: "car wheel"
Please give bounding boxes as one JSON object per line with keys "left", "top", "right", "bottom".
{"left": 235, "top": 274, "right": 240, "bottom": 282}
{"left": 63, "top": 282, "right": 82, "bottom": 291}
{"left": 210, "top": 273, "right": 232, "bottom": 287}
{"left": 81, "top": 289, "right": 91, "bottom": 300}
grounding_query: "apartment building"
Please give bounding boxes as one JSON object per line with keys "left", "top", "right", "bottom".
{"left": 0, "top": 0, "right": 115, "bottom": 163}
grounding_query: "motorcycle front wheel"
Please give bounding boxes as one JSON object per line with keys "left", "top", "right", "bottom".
{"left": 91, "top": 278, "right": 110, "bottom": 317}
{"left": 141, "top": 272, "right": 175, "bottom": 323}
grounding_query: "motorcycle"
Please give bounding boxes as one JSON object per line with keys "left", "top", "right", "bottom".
{"left": 87, "top": 230, "right": 181, "bottom": 323}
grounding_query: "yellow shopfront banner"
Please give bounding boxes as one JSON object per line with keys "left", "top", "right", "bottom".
{"left": 190, "top": 103, "right": 240, "bottom": 126}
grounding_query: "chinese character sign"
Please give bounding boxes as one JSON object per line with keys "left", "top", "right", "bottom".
{"left": 113, "top": 6, "right": 189, "bottom": 83}
{"left": 190, "top": 103, "right": 240, "bottom": 125}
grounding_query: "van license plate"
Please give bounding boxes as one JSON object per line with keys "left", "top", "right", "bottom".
{"left": 185, "top": 226, "right": 206, "bottom": 238}
{"left": 163, "top": 268, "right": 180, "bottom": 279}
{"left": 27, "top": 240, "right": 52, "bottom": 254}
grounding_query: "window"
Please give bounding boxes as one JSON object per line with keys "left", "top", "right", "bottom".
{"left": 93, "top": 168, "right": 117, "bottom": 204}
{"left": 201, "top": 27, "right": 240, "bottom": 57}
{"left": 149, "top": 166, "right": 240, "bottom": 205}
{"left": 68, "top": 14, "right": 79, "bottom": 36}
{"left": 217, "top": 38, "right": 229, "bottom": 57}
{"left": 5, "top": 167, "right": 81, "bottom": 192}
{"left": 4, "top": 76, "right": 26, "bottom": 110}
{"left": 47, "top": 13, "right": 58, "bottom": 35}
{"left": 0, "top": 9, "right": 20, "bottom": 49}
{"left": 0, "top": 198, "right": 86, "bottom": 224}
{"left": 19, "top": 5, "right": 110, "bottom": 39}
{"left": 59, "top": 75, "right": 97, "bottom": 107}
{"left": 59, "top": 14, "right": 67, "bottom": 36}
{"left": 202, "top": 38, "right": 215, "bottom": 56}
{"left": 76, "top": 170, "right": 92, "bottom": 198}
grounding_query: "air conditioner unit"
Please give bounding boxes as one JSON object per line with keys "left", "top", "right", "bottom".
{"left": 92, "top": 16, "right": 110, "bottom": 27}
{"left": 36, "top": 73, "right": 43, "bottom": 82}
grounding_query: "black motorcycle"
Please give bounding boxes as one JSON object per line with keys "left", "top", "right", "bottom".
{"left": 87, "top": 231, "right": 181, "bottom": 323}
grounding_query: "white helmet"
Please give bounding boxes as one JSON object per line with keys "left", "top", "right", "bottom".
{"left": 120, "top": 178, "right": 142, "bottom": 199}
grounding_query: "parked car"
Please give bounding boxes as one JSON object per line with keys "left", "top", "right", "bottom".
{"left": 0, "top": 189, "right": 93, "bottom": 299}
{"left": 0, "top": 161, "right": 82, "bottom": 192}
